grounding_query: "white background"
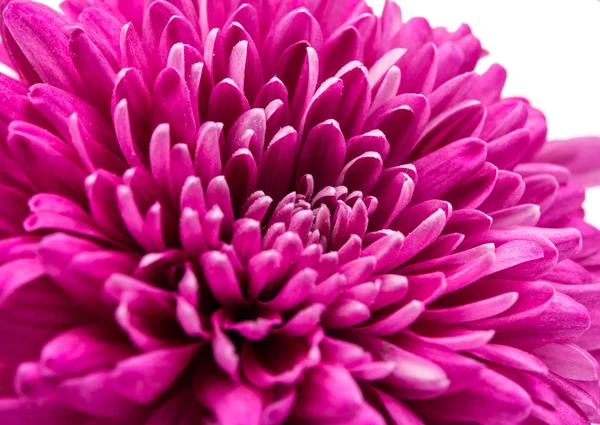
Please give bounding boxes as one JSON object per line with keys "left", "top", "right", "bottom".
{"left": 38, "top": 0, "right": 600, "bottom": 226}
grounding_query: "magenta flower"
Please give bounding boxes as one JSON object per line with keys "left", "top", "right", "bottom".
{"left": 1, "top": 0, "right": 600, "bottom": 423}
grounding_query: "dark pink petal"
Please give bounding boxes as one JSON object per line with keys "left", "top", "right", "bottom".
{"left": 357, "top": 300, "right": 424, "bottom": 335}
{"left": 412, "top": 137, "right": 487, "bottom": 204}
{"left": 208, "top": 78, "right": 250, "bottom": 133}
{"left": 254, "top": 77, "right": 289, "bottom": 110}
{"left": 40, "top": 323, "right": 134, "bottom": 379}
{"left": 142, "top": 0, "right": 185, "bottom": 62}
{"left": 158, "top": 16, "right": 202, "bottom": 65}
{"left": 408, "top": 323, "right": 495, "bottom": 351}
{"left": 415, "top": 99, "right": 485, "bottom": 157}
{"left": 38, "top": 233, "right": 138, "bottom": 314}
{"left": 247, "top": 249, "right": 282, "bottom": 301}
{"left": 296, "top": 120, "right": 346, "bottom": 191}
{"left": 423, "top": 291, "right": 517, "bottom": 324}
{"left": 0, "top": 399, "right": 87, "bottom": 425}
{"left": 479, "top": 170, "right": 525, "bottom": 212}
{"left": 354, "top": 333, "right": 450, "bottom": 399}
{"left": 79, "top": 7, "right": 123, "bottom": 70}
{"left": 516, "top": 161, "right": 572, "bottom": 184}
{"left": 110, "top": 344, "right": 200, "bottom": 403}
{"left": 1, "top": 20, "right": 42, "bottom": 86}
{"left": 490, "top": 204, "right": 541, "bottom": 228}
{"left": 193, "top": 361, "right": 264, "bottom": 425}
{"left": 222, "top": 307, "right": 281, "bottom": 341}
{"left": 299, "top": 77, "right": 343, "bottom": 138}
{"left": 275, "top": 44, "right": 319, "bottom": 127}
{"left": 411, "top": 368, "right": 532, "bottom": 424}
{"left": 321, "top": 27, "right": 361, "bottom": 80}
{"left": 370, "top": 65, "right": 401, "bottom": 114}
{"left": 112, "top": 67, "right": 153, "bottom": 152}
{"left": 542, "top": 372, "right": 599, "bottom": 418}
{"left": 337, "top": 152, "right": 383, "bottom": 194}
{"left": 68, "top": 27, "right": 116, "bottom": 111}
{"left": 391, "top": 204, "right": 450, "bottom": 265}
{"left": 367, "top": 94, "right": 430, "bottom": 167}
{"left": 346, "top": 130, "right": 390, "bottom": 163}
{"left": 371, "top": 274, "right": 408, "bottom": 310}
{"left": 152, "top": 67, "right": 196, "bottom": 147}
{"left": 200, "top": 251, "right": 244, "bottom": 306}
{"left": 276, "top": 303, "right": 325, "bottom": 337}
{"left": 388, "top": 332, "right": 484, "bottom": 394}
{"left": 3, "top": 1, "right": 86, "bottom": 96}
{"left": 488, "top": 291, "right": 589, "bottom": 348}
{"left": 487, "top": 129, "right": 531, "bottom": 170}
{"left": 482, "top": 99, "right": 529, "bottom": 140}
{"left": 522, "top": 107, "right": 549, "bottom": 161}
{"left": 539, "top": 183, "right": 585, "bottom": 227}
{"left": 520, "top": 173, "right": 560, "bottom": 213}
{"left": 170, "top": 143, "right": 195, "bottom": 202}
{"left": 434, "top": 43, "right": 464, "bottom": 87}
{"left": 204, "top": 27, "right": 228, "bottom": 83}
{"left": 470, "top": 343, "right": 548, "bottom": 374}
{"left": 362, "top": 231, "right": 405, "bottom": 274}
{"left": 194, "top": 121, "right": 224, "bottom": 187}
{"left": 145, "top": 389, "right": 209, "bottom": 425}
{"left": 223, "top": 4, "right": 261, "bottom": 48}
{"left": 8, "top": 121, "right": 87, "bottom": 202}
{"left": 167, "top": 0, "right": 202, "bottom": 35}
{"left": 321, "top": 298, "right": 370, "bottom": 329}
{"left": 293, "top": 364, "right": 363, "bottom": 420}
{"left": 70, "top": 114, "right": 127, "bottom": 175}
{"left": 369, "top": 387, "right": 425, "bottom": 425}
{"left": 29, "top": 83, "right": 120, "bottom": 155}
{"left": 241, "top": 331, "right": 321, "bottom": 388}
{"left": 116, "top": 185, "right": 155, "bottom": 252}
{"left": 85, "top": 170, "right": 133, "bottom": 246}
{"left": 335, "top": 62, "right": 371, "bottom": 138}
{"left": 225, "top": 27, "right": 264, "bottom": 104}
{"left": 120, "top": 23, "right": 153, "bottom": 88}
{"left": 368, "top": 167, "right": 414, "bottom": 231}
{"left": 467, "top": 63, "right": 507, "bottom": 106}
{"left": 167, "top": 44, "right": 210, "bottom": 125}
{"left": 225, "top": 108, "right": 267, "bottom": 163}
{"left": 0, "top": 257, "right": 44, "bottom": 307}
{"left": 206, "top": 176, "right": 235, "bottom": 235}
{"left": 429, "top": 71, "right": 477, "bottom": 117}
{"left": 224, "top": 148, "right": 258, "bottom": 213}
{"left": 265, "top": 8, "right": 322, "bottom": 72}
{"left": 257, "top": 126, "right": 299, "bottom": 201}
{"left": 442, "top": 208, "right": 491, "bottom": 248}
{"left": 483, "top": 228, "right": 561, "bottom": 279}
{"left": 368, "top": 48, "right": 405, "bottom": 88}
{"left": 444, "top": 162, "right": 498, "bottom": 210}
{"left": 399, "top": 43, "right": 437, "bottom": 96}
{"left": 410, "top": 233, "right": 464, "bottom": 263}
{"left": 149, "top": 123, "right": 175, "bottom": 202}
{"left": 52, "top": 370, "right": 145, "bottom": 419}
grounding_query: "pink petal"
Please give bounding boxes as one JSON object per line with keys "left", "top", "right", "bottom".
{"left": 293, "top": 364, "right": 363, "bottom": 420}
{"left": 412, "top": 137, "right": 487, "bottom": 204}
{"left": 3, "top": 1, "right": 85, "bottom": 96}
{"left": 193, "top": 362, "right": 264, "bottom": 425}
{"left": 110, "top": 343, "right": 200, "bottom": 404}
{"left": 296, "top": 120, "right": 346, "bottom": 191}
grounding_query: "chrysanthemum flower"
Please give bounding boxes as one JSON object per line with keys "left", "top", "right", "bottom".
{"left": 1, "top": 0, "right": 600, "bottom": 423}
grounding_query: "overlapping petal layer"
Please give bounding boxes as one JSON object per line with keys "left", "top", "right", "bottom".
{"left": 0, "top": 0, "right": 599, "bottom": 424}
